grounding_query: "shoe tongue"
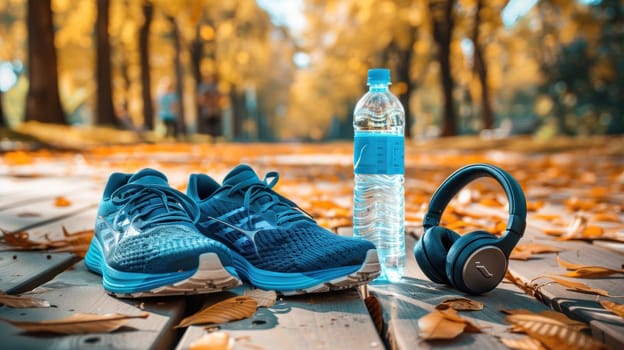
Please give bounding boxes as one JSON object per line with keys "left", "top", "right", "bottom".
{"left": 222, "top": 164, "right": 262, "bottom": 187}
{"left": 128, "top": 168, "right": 169, "bottom": 186}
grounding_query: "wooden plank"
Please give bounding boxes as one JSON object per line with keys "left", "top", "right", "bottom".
{"left": 176, "top": 288, "right": 384, "bottom": 350}
{"left": 0, "top": 188, "right": 99, "bottom": 233}
{"left": 0, "top": 261, "right": 186, "bottom": 350}
{"left": 368, "top": 233, "right": 552, "bottom": 350}
{"left": 0, "top": 177, "right": 94, "bottom": 211}
{"left": 0, "top": 251, "right": 78, "bottom": 294}
{"left": 0, "top": 208, "right": 95, "bottom": 294}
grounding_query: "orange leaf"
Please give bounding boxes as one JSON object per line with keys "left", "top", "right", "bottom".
{"left": 417, "top": 310, "right": 467, "bottom": 340}
{"left": 364, "top": 296, "right": 384, "bottom": 335}
{"left": 0, "top": 312, "right": 148, "bottom": 334}
{"left": 510, "top": 243, "right": 562, "bottom": 260}
{"left": 436, "top": 297, "right": 484, "bottom": 311}
{"left": 188, "top": 331, "right": 233, "bottom": 350}
{"left": 505, "top": 314, "right": 607, "bottom": 350}
{"left": 176, "top": 296, "right": 256, "bottom": 328}
{"left": 0, "top": 291, "right": 50, "bottom": 308}
{"left": 591, "top": 212, "right": 622, "bottom": 223}
{"left": 600, "top": 301, "right": 624, "bottom": 319}
{"left": 499, "top": 336, "right": 546, "bottom": 350}
{"left": 54, "top": 196, "right": 72, "bottom": 207}
{"left": 526, "top": 201, "right": 545, "bottom": 212}
{"left": 500, "top": 308, "right": 588, "bottom": 332}
{"left": 562, "top": 267, "right": 623, "bottom": 279}
{"left": 534, "top": 213, "right": 560, "bottom": 221}
{"left": 534, "top": 276, "right": 610, "bottom": 296}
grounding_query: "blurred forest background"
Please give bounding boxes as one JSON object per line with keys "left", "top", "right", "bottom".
{"left": 0, "top": 0, "right": 622, "bottom": 142}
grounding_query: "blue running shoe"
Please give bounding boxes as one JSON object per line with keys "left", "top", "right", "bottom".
{"left": 187, "top": 164, "right": 380, "bottom": 295}
{"left": 85, "top": 168, "right": 241, "bottom": 298}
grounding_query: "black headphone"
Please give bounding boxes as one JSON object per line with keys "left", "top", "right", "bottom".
{"left": 414, "top": 163, "right": 526, "bottom": 294}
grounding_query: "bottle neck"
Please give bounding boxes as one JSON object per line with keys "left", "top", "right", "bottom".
{"left": 369, "top": 83, "right": 390, "bottom": 92}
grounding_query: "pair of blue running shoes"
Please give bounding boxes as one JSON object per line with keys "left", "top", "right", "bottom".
{"left": 85, "top": 164, "right": 380, "bottom": 298}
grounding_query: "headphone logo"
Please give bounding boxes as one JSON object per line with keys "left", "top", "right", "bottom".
{"left": 475, "top": 262, "right": 493, "bottom": 278}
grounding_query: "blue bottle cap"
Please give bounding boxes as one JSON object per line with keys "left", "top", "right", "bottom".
{"left": 367, "top": 68, "right": 391, "bottom": 85}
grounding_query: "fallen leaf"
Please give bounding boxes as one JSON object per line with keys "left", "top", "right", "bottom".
{"left": 0, "top": 228, "right": 93, "bottom": 258}
{"left": 557, "top": 216, "right": 607, "bottom": 241}
{"left": 0, "top": 312, "right": 148, "bottom": 334}
{"left": 364, "top": 296, "right": 384, "bottom": 335}
{"left": 189, "top": 331, "right": 233, "bottom": 350}
{"left": 176, "top": 296, "right": 257, "bottom": 328}
{"left": 557, "top": 256, "right": 624, "bottom": 278}
{"left": 505, "top": 314, "right": 607, "bottom": 350}
{"left": 533, "top": 213, "right": 560, "bottom": 221}
{"left": 436, "top": 297, "right": 484, "bottom": 311}
{"left": 54, "top": 196, "right": 72, "bottom": 207}
{"left": 243, "top": 289, "right": 277, "bottom": 308}
{"left": 600, "top": 300, "right": 624, "bottom": 319}
{"left": 418, "top": 308, "right": 482, "bottom": 340}
{"left": 500, "top": 308, "right": 588, "bottom": 331}
{"left": 510, "top": 243, "right": 563, "bottom": 260}
{"left": 533, "top": 276, "right": 610, "bottom": 296}
{"left": 591, "top": 213, "right": 621, "bottom": 223}
{"left": 0, "top": 291, "right": 50, "bottom": 308}
{"left": 499, "top": 336, "right": 546, "bottom": 350}
{"left": 418, "top": 310, "right": 466, "bottom": 340}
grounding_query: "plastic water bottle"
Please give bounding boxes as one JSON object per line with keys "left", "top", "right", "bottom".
{"left": 353, "top": 68, "right": 405, "bottom": 282}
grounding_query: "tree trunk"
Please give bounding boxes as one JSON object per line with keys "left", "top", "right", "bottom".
{"left": 191, "top": 22, "right": 203, "bottom": 131}
{"left": 429, "top": 0, "right": 457, "bottom": 136}
{"left": 25, "top": 0, "right": 66, "bottom": 124}
{"left": 96, "top": 0, "right": 118, "bottom": 126}
{"left": 229, "top": 85, "right": 245, "bottom": 139}
{"left": 472, "top": 0, "right": 494, "bottom": 130}
{"left": 139, "top": 1, "right": 154, "bottom": 130}
{"left": 167, "top": 15, "right": 187, "bottom": 136}
{"left": 395, "top": 28, "right": 417, "bottom": 139}
{"left": 0, "top": 91, "right": 6, "bottom": 127}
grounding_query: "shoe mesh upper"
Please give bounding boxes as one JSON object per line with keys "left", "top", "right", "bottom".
{"left": 191, "top": 165, "right": 376, "bottom": 273}
{"left": 92, "top": 168, "right": 232, "bottom": 274}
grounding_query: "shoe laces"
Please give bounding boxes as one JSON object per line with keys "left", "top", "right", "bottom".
{"left": 110, "top": 183, "right": 200, "bottom": 229}
{"left": 228, "top": 171, "right": 314, "bottom": 226}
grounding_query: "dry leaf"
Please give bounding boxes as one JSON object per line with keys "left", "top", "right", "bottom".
{"left": 189, "top": 331, "right": 234, "bottom": 350}
{"left": 505, "top": 314, "right": 607, "bottom": 350}
{"left": 418, "top": 310, "right": 466, "bottom": 340}
{"left": 534, "top": 276, "right": 610, "bottom": 296}
{"left": 557, "top": 216, "right": 608, "bottom": 241}
{"left": 176, "top": 296, "right": 257, "bottom": 328}
{"left": 499, "top": 336, "right": 546, "bottom": 350}
{"left": 591, "top": 213, "right": 621, "bottom": 223}
{"left": 510, "top": 243, "right": 563, "bottom": 260}
{"left": 418, "top": 308, "right": 481, "bottom": 340}
{"left": 557, "top": 256, "right": 624, "bottom": 278}
{"left": 600, "top": 300, "right": 624, "bottom": 319}
{"left": 436, "top": 297, "right": 484, "bottom": 311}
{"left": 0, "top": 227, "right": 93, "bottom": 258}
{"left": 243, "top": 289, "right": 276, "bottom": 308}
{"left": 500, "top": 308, "right": 588, "bottom": 331}
{"left": 364, "top": 296, "right": 384, "bottom": 335}
{"left": 0, "top": 312, "right": 148, "bottom": 334}
{"left": 54, "top": 196, "right": 72, "bottom": 207}
{"left": 0, "top": 291, "right": 50, "bottom": 308}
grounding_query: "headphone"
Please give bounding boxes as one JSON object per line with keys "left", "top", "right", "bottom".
{"left": 414, "top": 163, "right": 526, "bottom": 294}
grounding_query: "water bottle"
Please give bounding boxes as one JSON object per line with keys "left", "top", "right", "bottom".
{"left": 353, "top": 68, "right": 405, "bottom": 282}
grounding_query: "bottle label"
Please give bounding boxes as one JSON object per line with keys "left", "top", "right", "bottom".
{"left": 354, "top": 133, "right": 404, "bottom": 175}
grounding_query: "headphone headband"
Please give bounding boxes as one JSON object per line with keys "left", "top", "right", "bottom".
{"left": 423, "top": 163, "right": 527, "bottom": 254}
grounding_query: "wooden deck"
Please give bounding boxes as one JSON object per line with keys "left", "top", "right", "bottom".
{"left": 1, "top": 152, "right": 623, "bottom": 349}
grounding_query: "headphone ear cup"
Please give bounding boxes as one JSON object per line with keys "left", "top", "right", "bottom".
{"left": 446, "top": 231, "right": 507, "bottom": 294}
{"left": 414, "top": 226, "right": 460, "bottom": 285}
